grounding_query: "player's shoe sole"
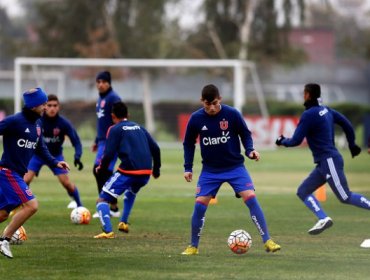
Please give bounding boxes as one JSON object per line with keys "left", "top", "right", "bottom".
{"left": 181, "top": 245, "right": 199, "bottom": 255}
{"left": 264, "top": 239, "right": 281, "bottom": 253}
{"left": 118, "top": 222, "right": 129, "bottom": 233}
{"left": 308, "top": 217, "right": 333, "bottom": 235}
{"left": 93, "top": 232, "right": 115, "bottom": 239}
{"left": 0, "top": 240, "right": 13, "bottom": 258}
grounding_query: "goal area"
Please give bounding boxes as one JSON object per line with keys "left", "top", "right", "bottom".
{"left": 14, "top": 57, "right": 268, "bottom": 142}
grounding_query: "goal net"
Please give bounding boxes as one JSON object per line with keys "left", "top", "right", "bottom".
{"left": 14, "top": 58, "right": 269, "bottom": 144}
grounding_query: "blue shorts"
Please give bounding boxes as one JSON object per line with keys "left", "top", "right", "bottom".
{"left": 94, "top": 140, "right": 117, "bottom": 172}
{"left": 196, "top": 165, "right": 255, "bottom": 198}
{"left": 298, "top": 155, "right": 350, "bottom": 202}
{"left": 0, "top": 167, "right": 35, "bottom": 212}
{"left": 100, "top": 172, "right": 150, "bottom": 202}
{"left": 28, "top": 154, "right": 68, "bottom": 176}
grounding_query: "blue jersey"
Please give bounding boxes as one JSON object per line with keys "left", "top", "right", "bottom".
{"left": 95, "top": 88, "right": 121, "bottom": 143}
{"left": 281, "top": 105, "right": 356, "bottom": 162}
{"left": 40, "top": 114, "right": 82, "bottom": 160}
{"left": 183, "top": 104, "right": 254, "bottom": 172}
{"left": 100, "top": 120, "right": 161, "bottom": 175}
{"left": 0, "top": 109, "right": 58, "bottom": 176}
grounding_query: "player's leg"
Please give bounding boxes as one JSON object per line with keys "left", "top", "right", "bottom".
{"left": 118, "top": 176, "right": 150, "bottom": 233}
{"left": 325, "top": 156, "right": 370, "bottom": 210}
{"left": 23, "top": 171, "right": 36, "bottom": 185}
{"left": 56, "top": 174, "right": 82, "bottom": 207}
{"left": 297, "top": 165, "right": 332, "bottom": 234}
{"left": 182, "top": 171, "right": 220, "bottom": 255}
{"left": 24, "top": 155, "right": 43, "bottom": 185}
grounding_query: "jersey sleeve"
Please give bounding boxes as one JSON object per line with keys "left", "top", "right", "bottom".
{"left": 100, "top": 126, "right": 119, "bottom": 170}
{"left": 331, "top": 109, "right": 356, "bottom": 147}
{"left": 236, "top": 112, "right": 254, "bottom": 156}
{"left": 0, "top": 116, "right": 11, "bottom": 135}
{"left": 183, "top": 115, "right": 198, "bottom": 172}
{"left": 143, "top": 128, "right": 161, "bottom": 171}
{"left": 281, "top": 113, "right": 309, "bottom": 147}
{"left": 65, "top": 119, "right": 83, "bottom": 160}
{"left": 35, "top": 136, "right": 59, "bottom": 167}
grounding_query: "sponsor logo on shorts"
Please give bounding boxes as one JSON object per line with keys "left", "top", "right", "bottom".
{"left": 25, "top": 188, "right": 33, "bottom": 196}
{"left": 196, "top": 186, "right": 201, "bottom": 194}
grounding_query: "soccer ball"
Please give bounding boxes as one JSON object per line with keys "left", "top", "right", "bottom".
{"left": 9, "top": 226, "right": 27, "bottom": 245}
{"left": 227, "top": 229, "right": 252, "bottom": 254}
{"left": 70, "top": 206, "right": 91, "bottom": 225}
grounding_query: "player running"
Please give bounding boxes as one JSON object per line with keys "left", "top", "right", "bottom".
{"left": 93, "top": 101, "right": 161, "bottom": 239}
{"left": 276, "top": 83, "right": 369, "bottom": 236}
{"left": 24, "top": 94, "right": 84, "bottom": 209}
{"left": 92, "top": 71, "right": 121, "bottom": 218}
{"left": 181, "top": 84, "right": 281, "bottom": 255}
{"left": 0, "top": 88, "right": 69, "bottom": 258}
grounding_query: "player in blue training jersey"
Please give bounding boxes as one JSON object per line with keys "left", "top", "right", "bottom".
{"left": 0, "top": 88, "right": 69, "bottom": 258}
{"left": 276, "top": 83, "right": 369, "bottom": 236}
{"left": 181, "top": 84, "right": 281, "bottom": 255}
{"left": 92, "top": 71, "right": 121, "bottom": 218}
{"left": 24, "top": 94, "right": 84, "bottom": 209}
{"left": 93, "top": 101, "right": 161, "bottom": 239}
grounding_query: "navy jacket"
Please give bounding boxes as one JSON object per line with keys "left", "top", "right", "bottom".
{"left": 0, "top": 108, "right": 58, "bottom": 176}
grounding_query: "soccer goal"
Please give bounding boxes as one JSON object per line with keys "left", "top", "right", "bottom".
{"left": 14, "top": 57, "right": 268, "bottom": 139}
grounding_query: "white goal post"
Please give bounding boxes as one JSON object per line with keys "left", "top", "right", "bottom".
{"left": 14, "top": 57, "right": 269, "bottom": 133}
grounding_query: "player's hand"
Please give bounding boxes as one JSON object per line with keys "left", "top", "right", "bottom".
{"left": 184, "top": 172, "right": 193, "bottom": 182}
{"left": 57, "top": 161, "right": 70, "bottom": 171}
{"left": 152, "top": 168, "right": 160, "bottom": 179}
{"left": 248, "top": 150, "right": 260, "bottom": 161}
{"left": 275, "top": 135, "right": 285, "bottom": 146}
{"left": 349, "top": 144, "right": 361, "bottom": 158}
{"left": 74, "top": 159, "right": 84, "bottom": 171}
{"left": 91, "top": 143, "right": 97, "bottom": 152}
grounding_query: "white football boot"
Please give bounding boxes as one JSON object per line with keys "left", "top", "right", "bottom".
{"left": 67, "top": 200, "right": 77, "bottom": 209}
{"left": 0, "top": 240, "right": 13, "bottom": 258}
{"left": 308, "top": 217, "right": 333, "bottom": 235}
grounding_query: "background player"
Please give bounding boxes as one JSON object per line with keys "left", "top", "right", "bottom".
{"left": 92, "top": 71, "right": 121, "bottom": 218}
{"left": 181, "top": 84, "right": 281, "bottom": 255}
{"left": 93, "top": 101, "right": 161, "bottom": 238}
{"left": 0, "top": 88, "right": 69, "bottom": 258}
{"left": 24, "top": 94, "right": 84, "bottom": 209}
{"left": 276, "top": 83, "right": 369, "bottom": 235}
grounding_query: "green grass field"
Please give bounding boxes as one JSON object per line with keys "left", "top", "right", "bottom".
{"left": 0, "top": 146, "right": 369, "bottom": 280}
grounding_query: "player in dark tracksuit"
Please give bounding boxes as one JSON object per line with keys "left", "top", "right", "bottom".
{"left": 93, "top": 101, "right": 161, "bottom": 239}
{"left": 276, "top": 83, "right": 368, "bottom": 235}
{"left": 92, "top": 71, "right": 121, "bottom": 217}
{"left": 0, "top": 88, "right": 69, "bottom": 258}
{"left": 24, "top": 94, "right": 84, "bottom": 208}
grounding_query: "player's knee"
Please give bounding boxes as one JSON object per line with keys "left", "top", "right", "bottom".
{"left": 296, "top": 189, "right": 307, "bottom": 201}
{"left": 0, "top": 210, "right": 9, "bottom": 222}
{"left": 338, "top": 192, "right": 351, "bottom": 204}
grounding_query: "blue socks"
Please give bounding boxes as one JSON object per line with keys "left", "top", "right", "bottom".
{"left": 303, "top": 195, "right": 327, "bottom": 219}
{"left": 68, "top": 186, "right": 82, "bottom": 207}
{"left": 191, "top": 202, "right": 207, "bottom": 247}
{"left": 96, "top": 202, "right": 112, "bottom": 233}
{"left": 348, "top": 193, "right": 370, "bottom": 209}
{"left": 245, "top": 196, "right": 270, "bottom": 243}
{"left": 121, "top": 190, "right": 137, "bottom": 223}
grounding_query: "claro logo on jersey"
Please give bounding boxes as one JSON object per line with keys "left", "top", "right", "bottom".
{"left": 202, "top": 131, "right": 230, "bottom": 146}
{"left": 122, "top": 125, "right": 141, "bottom": 130}
{"left": 17, "top": 139, "right": 37, "bottom": 149}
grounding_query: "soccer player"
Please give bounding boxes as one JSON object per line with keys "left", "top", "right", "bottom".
{"left": 181, "top": 84, "right": 281, "bottom": 255}
{"left": 0, "top": 88, "right": 69, "bottom": 258}
{"left": 92, "top": 71, "right": 121, "bottom": 218}
{"left": 275, "top": 83, "right": 369, "bottom": 235}
{"left": 24, "top": 94, "right": 84, "bottom": 209}
{"left": 93, "top": 101, "right": 161, "bottom": 239}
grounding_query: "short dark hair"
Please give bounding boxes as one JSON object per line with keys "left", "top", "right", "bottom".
{"left": 112, "top": 101, "right": 128, "bottom": 119}
{"left": 47, "top": 94, "right": 59, "bottom": 102}
{"left": 304, "top": 83, "right": 321, "bottom": 99}
{"left": 201, "top": 84, "right": 220, "bottom": 102}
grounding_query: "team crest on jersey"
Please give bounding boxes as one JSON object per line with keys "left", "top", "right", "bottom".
{"left": 53, "top": 128, "right": 60, "bottom": 136}
{"left": 100, "top": 100, "right": 106, "bottom": 108}
{"left": 36, "top": 126, "right": 41, "bottom": 136}
{"left": 219, "top": 119, "right": 228, "bottom": 130}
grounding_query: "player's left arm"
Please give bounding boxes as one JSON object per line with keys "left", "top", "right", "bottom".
{"left": 183, "top": 116, "right": 198, "bottom": 175}
{"left": 143, "top": 128, "right": 161, "bottom": 179}
{"left": 235, "top": 112, "right": 256, "bottom": 159}
{"left": 98, "top": 126, "right": 119, "bottom": 171}
{"left": 36, "top": 134, "right": 69, "bottom": 170}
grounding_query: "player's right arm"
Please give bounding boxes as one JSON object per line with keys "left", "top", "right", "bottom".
{"left": 183, "top": 116, "right": 198, "bottom": 182}
{"left": 280, "top": 113, "right": 309, "bottom": 147}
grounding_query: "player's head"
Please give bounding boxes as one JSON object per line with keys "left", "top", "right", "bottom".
{"left": 45, "top": 94, "right": 60, "bottom": 117}
{"left": 111, "top": 101, "right": 128, "bottom": 123}
{"left": 201, "top": 84, "right": 222, "bottom": 116}
{"left": 304, "top": 83, "right": 321, "bottom": 101}
{"left": 96, "top": 71, "right": 112, "bottom": 94}
{"left": 23, "top": 87, "right": 48, "bottom": 115}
